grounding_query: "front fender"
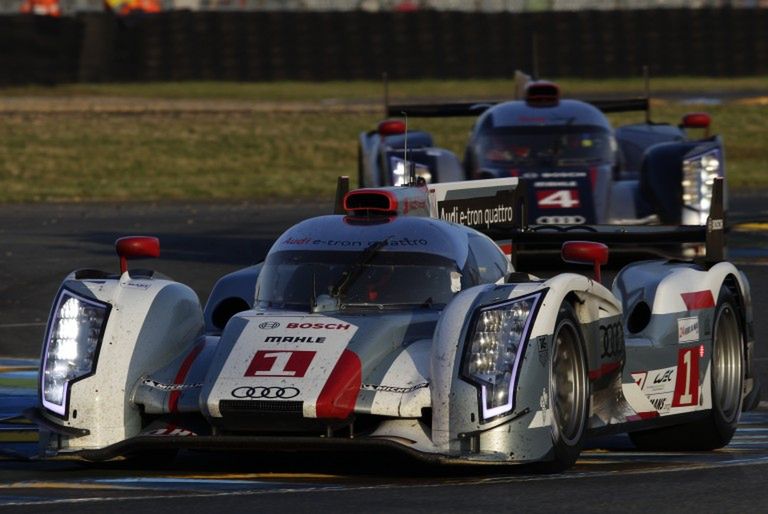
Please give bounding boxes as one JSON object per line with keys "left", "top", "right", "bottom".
{"left": 431, "top": 274, "right": 622, "bottom": 463}
{"left": 38, "top": 273, "right": 203, "bottom": 452}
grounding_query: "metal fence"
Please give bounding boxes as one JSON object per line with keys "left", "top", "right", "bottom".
{"left": 2, "top": 0, "right": 767, "bottom": 15}
{"left": 1, "top": 7, "right": 767, "bottom": 84}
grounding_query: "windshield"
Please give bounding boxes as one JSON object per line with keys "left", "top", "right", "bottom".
{"left": 476, "top": 124, "right": 614, "bottom": 168}
{"left": 255, "top": 250, "right": 460, "bottom": 311}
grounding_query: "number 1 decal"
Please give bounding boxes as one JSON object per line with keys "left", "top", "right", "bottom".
{"left": 672, "top": 347, "right": 700, "bottom": 407}
{"left": 244, "top": 350, "right": 316, "bottom": 378}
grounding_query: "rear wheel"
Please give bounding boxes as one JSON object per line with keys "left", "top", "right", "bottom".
{"left": 630, "top": 287, "right": 744, "bottom": 450}
{"left": 538, "top": 303, "right": 589, "bottom": 472}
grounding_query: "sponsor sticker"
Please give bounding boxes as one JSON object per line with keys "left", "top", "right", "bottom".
{"left": 600, "top": 322, "right": 624, "bottom": 359}
{"left": 536, "top": 215, "right": 586, "bottom": 225}
{"left": 631, "top": 371, "right": 648, "bottom": 389}
{"left": 286, "top": 322, "right": 350, "bottom": 330}
{"left": 677, "top": 316, "right": 699, "bottom": 343}
{"left": 258, "top": 321, "right": 280, "bottom": 330}
{"left": 231, "top": 386, "right": 300, "bottom": 399}
{"left": 672, "top": 347, "right": 700, "bottom": 407}
{"left": 264, "top": 336, "right": 326, "bottom": 344}
{"left": 141, "top": 378, "right": 202, "bottom": 392}
{"left": 361, "top": 382, "right": 429, "bottom": 394}
{"left": 537, "top": 336, "right": 549, "bottom": 367}
{"left": 244, "top": 350, "right": 316, "bottom": 377}
{"left": 536, "top": 189, "right": 581, "bottom": 209}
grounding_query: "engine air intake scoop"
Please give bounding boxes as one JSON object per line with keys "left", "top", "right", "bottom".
{"left": 343, "top": 187, "right": 430, "bottom": 218}
{"left": 525, "top": 81, "right": 560, "bottom": 107}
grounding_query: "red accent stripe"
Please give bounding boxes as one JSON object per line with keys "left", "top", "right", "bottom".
{"left": 627, "top": 411, "right": 660, "bottom": 422}
{"left": 168, "top": 342, "right": 205, "bottom": 413}
{"left": 315, "top": 350, "right": 362, "bottom": 419}
{"left": 499, "top": 243, "right": 512, "bottom": 255}
{"left": 588, "top": 361, "right": 621, "bottom": 381}
{"left": 681, "top": 290, "right": 715, "bottom": 310}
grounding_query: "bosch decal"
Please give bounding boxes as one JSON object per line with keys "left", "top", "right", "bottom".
{"left": 244, "top": 350, "right": 316, "bottom": 377}
{"left": 258, "top": 321, "right": 280, "bottom": 330}
{"left": 231, "top": 386, "right": 301, "bottom": 399}
{"left": 286, "top": 322, "right": 351, "bottom": 330}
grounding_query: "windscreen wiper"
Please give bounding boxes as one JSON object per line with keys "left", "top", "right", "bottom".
{"left": 331, "top": 238, "right": 390, "bottom": 300}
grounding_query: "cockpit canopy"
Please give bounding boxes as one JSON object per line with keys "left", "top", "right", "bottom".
{"left": 255, "top": 215, "right": 510, "bottom": 312}
{"left": 470, "top": 99, "right": 617, "bottom": 173}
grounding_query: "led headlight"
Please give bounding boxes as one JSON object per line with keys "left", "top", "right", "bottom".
{"left": 682, "top": 148, "right": 722, "bottom": 224}
{"left": 41, "top": 289, "right": 110, "bottom": 417}
{"left": 461, "top": 292, "right": 542, "bottom": 422}
{"left": 389, "top": 156, "right": 432, "bottom": 186}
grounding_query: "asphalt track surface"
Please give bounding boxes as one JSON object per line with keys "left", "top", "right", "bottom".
{"left": 1, "top": 193, "right": 768, "bottom": 512}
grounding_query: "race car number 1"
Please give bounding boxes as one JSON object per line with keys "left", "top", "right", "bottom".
{"left": 672, "top": 347, "right": 700, "bottom": 407}
{"left": 244, "top": 350, "right": 316, "bottom": 378}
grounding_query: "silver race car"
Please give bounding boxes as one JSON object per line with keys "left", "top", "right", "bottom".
{"left": 28, "top": 177, "right": 758, "bottom": 471}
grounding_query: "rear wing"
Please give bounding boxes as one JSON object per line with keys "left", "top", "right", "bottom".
{"left": 387, "top": 97, "right": 649, "bottom": 118}
{"left": 385, "top": 69, "right": 649, "bottom": 119}
{"left": 333, "top": 176, "right": 725, "bottom": 266}
{"left": 491, "top": 178, "right": 726, "bottom": 267}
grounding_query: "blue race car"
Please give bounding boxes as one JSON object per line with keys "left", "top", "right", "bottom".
{"left": 359, "top": 75, "right": 723, "bottom": 231}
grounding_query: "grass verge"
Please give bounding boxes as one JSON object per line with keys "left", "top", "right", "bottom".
{"left": 0, "top": 78, "right": 765, "bottom": 202}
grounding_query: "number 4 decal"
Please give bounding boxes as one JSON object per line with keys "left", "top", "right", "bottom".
{"left": 536, "top": 189, "right": 581, "bottom": 209}
{"left": 672, "top": 347, "right": 700, "bottom": 407}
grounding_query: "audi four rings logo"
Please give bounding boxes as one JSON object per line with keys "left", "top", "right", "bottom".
{"left": 258, "top": 321, "right": 280, "bottom": 329}
{"left": 231, "top": 386, "right": 300, "bottom": 399}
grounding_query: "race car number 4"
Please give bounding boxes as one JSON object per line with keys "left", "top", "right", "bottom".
{"left": 536, "top": 189, "right": 581, "bottom": 209}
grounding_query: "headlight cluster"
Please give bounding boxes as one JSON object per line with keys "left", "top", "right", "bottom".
{"left": 682, "top": 148, "right": 722, "bottom": 224}
{"left": 41, "top": 290, "right": 109, "bottom": 417}
{"left": 390, "top": 156, "right": 432, "bottom": 186}
{"left": 462, "top": 293, "right": 541, "bottom": 421}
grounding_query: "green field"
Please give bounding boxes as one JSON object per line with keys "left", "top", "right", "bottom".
{"left": 0, "top": 78, "right": 765, "bottom": 202}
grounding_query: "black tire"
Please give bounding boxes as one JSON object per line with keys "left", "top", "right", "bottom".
{"left": 630, "top": 287, "right": 744, "bottom": 451}
{"left": 536, "top": 302, "right": 590, "bottom": 472}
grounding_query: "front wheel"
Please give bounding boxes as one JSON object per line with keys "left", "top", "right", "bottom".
{"left": 538, "top": 302, "right": 590, "bottom": 472}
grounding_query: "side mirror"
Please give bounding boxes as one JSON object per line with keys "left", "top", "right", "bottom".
{"left": 115, "top": 236, "right": 160, "bottom": 274}
{"left": 561, "top": 241, "right": 609, "bottom": 283}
